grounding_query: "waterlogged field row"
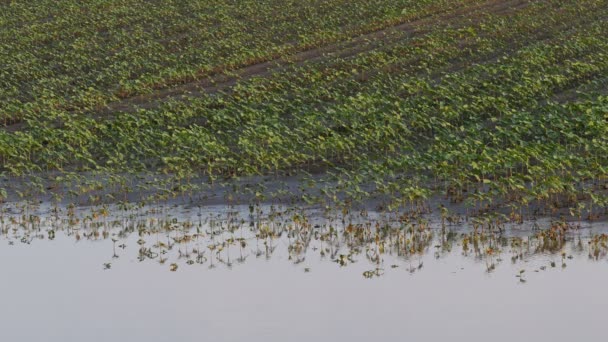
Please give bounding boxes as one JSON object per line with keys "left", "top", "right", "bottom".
{"left": 0, "top": 200, "right": 608, "bottom": 282}
{"left": 2, "top": 202, "right": 608, "bottom": 280}
{"left": 1, "top": 0, "right": 608, "bottom": 223}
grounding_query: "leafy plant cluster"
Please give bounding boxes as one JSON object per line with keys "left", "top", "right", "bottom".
{"left": 0, "top": 0, "right": 467, "bottom": 125}
{"left": 1, "top": 0, "right": 607, "bottom": 220}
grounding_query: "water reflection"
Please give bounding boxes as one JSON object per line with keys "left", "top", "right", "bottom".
{"left": 2, "top": 203, "right": 607, "bottom": 280}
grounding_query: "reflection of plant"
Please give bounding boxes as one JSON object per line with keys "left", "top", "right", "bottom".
{"left": 2, "top": 204, "right": 606, "bottom": 282}
{"left": 589, "top": 234, "right": 608, "bottom": 260}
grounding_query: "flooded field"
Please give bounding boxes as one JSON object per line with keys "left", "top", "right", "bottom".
{"left": 1, "top": 202, "right": 607, "bottom": 342}
{"left": 2, "top": 0, "right": 608, "bottom": 340}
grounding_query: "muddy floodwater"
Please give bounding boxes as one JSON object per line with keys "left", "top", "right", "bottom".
{"left": 1, "top": 202, "right": 607, "bottom": 342}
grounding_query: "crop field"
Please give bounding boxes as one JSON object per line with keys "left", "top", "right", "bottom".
{"left": 1, "top": 0, "right": 608, "bottom": 219}
{"left": 2, "top": 2, "right": 608, "bottom": 341}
